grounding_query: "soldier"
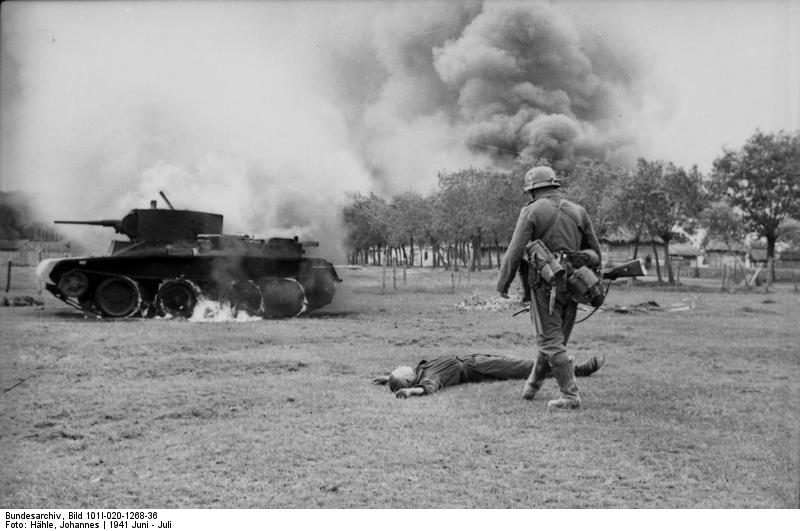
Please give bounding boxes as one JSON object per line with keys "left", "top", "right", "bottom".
{"left": 374, "top": 353, "right": 605, "bottom": 398}
{"left": 496, "top": 166, "right": 602, "bottom": 410}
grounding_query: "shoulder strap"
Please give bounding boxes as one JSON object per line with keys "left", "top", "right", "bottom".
{"left": 540, "top": 199, "right": 563, "bottom": 246}
{"left": 559, "top": 200, "right": 583, "bottom": 229}
{"left": 540, "top": 199, "right": 586, "bottom": 251}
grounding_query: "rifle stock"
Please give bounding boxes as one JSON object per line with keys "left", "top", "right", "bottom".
{"left": 602, "top": 258, "right": 647, "bottom": 281}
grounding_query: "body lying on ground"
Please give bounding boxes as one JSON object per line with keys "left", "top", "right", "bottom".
{"left": 373, "top": 353, "right": 604, "bottom": 398}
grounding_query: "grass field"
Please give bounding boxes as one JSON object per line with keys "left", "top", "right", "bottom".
{"left": 1, "top": 265, "right": 798, "bottom": 508}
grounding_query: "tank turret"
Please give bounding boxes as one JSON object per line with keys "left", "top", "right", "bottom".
{"left": 39, "top": 194, "right": 340, "bottom": 319}
{"left": 57, "top": 209, "right": 223, "bottom": 244}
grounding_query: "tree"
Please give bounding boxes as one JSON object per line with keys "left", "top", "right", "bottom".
{"left": 614, "top": 170, "right": 650, "bottom": 261}
{"left": 342, "top": 192, "right": 389, "bottom": 265}
{"left": 387, "top": 191, "right": 428, "bottom": 266}
{"left": 436, "top": 168, "right": 497, "bottom": 271}
{"left": 627, "top": 159, "right": 708, "bottom": 283}
{"left": 419, "top": 192, "right": 446, "bottom": 268}
{"left": 700, "top": 200, "right": 747, "bottom": 251}
{"left": 561, "top": 159, "right": 632, "bottom": 241}
{"left": 486, "top": 169, "right": 524, "bottom": 268}
{"left": 711, "top": 130, "right": 800, "bottom": 281}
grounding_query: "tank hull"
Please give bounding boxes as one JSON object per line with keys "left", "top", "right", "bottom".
{"left": 39, "top": 253, "right": 339, "bottom": 318}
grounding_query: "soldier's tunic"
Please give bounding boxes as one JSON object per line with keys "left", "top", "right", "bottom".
{"left": 411, "top": 354, "right": 533, "bottom": 395}
{"left": 496, "top": 189, "right": 601, "bottom": 368}
{"left": 409, "top": 354, "right": 599, "bottom": 395}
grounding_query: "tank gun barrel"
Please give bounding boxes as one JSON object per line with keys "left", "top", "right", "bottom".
{"left": 54, "top": 219, "right": 123, "bottom": 233}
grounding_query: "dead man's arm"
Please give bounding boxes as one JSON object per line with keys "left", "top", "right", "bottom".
{"left": 395, "top": 387, "right": 426, "bottom": 399}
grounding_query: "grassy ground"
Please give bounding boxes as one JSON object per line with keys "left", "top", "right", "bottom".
{"left": 1, "top": 265, "right": 798, "bottom": 508}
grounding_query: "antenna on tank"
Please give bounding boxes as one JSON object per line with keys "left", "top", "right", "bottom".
{"left": 159, "top": 191, "right": 175, "bottom": 210}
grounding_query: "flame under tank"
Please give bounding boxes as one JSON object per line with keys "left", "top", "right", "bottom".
{"left": 39, "top": 205, "right": 341, "bottom": 318}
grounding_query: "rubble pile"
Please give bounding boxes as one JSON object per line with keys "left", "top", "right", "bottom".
{"left": 455, "top": 293, "right": 524, "bottom": 313}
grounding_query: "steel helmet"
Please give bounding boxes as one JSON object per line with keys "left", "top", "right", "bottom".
{"left": 523, "top": 166, "right": 560, "bottom": 191}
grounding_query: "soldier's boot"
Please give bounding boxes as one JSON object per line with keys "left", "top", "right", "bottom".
{"left": 547, "top": 360, "right": 582, "bottom": 410}
{"left": 573, "top": 354, "right": 605, "bottom": 377}
{"left": 522, "top": 353, "right": 551, "bottom": 400}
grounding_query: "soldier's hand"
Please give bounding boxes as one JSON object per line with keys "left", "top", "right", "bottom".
{"left": 395, "top": 388, "right": 412, "bottom": 399}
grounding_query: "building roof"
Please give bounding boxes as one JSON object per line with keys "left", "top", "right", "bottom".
{"left": 668, "top": 243, "right": 702, "bottom": 257}
{"left": 703, "top": 239, "right": 747, "bottom": 253}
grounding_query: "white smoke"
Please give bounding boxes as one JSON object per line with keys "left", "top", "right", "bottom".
{"left": 1, "top": 2, "right": 372, "bottom": 258}
{"left": 1, "top": 1, "right": 651, "bottom": 256}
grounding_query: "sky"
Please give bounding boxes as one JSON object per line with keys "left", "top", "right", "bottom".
{"left": 566, "top": 0, "right": 799, "bottom": 168}
{"left": 1, "top": 0, "right": 798, "bottom": 253}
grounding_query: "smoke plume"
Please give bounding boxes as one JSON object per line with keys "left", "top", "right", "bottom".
{"left": 1, "top": 1, "right": 649, "bottom": 256}
{"left": 323, "top": 1, "right": 646, "bottom": 189}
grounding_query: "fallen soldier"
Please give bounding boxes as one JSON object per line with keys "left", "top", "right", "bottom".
{"left": 374, "top": 353, "right": 604, "bottom": 398}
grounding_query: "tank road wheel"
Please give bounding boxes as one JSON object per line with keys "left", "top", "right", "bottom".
{"left": 156, "top": 279, "right": 200, "bottom": 319}
{"left": 93, "top": 275, "right": 142, "bottom": 318}
{"left": 227, "top": 280, "right": 263, "bottom": 317}
{"left": 57, "top": 270, "right": 89, "bottom": 298}
{"left": 259, "top": 278, "right": 307, "bottom": 319}
{"left": 303, "top": 268, "right": 336, "bottom": 312}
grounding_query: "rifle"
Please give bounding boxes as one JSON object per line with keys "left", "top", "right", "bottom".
{"left": 602, "top": 258, "right": 648, "bottom": 281}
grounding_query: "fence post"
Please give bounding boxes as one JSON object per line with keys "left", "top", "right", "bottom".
{"left": 5, "top": 260, "right": 12, "bottom": 293}
{"left": 392, "top": 254, "right": 397, "bottom": 291}
{"left": 450, "top": 247, "right": 455, "bottom": 294}
{"left": 382, "top": 249, "right": 387, "bottom": 294}
{"left": 721, "top": 263, "right": 727, "bottom": 291}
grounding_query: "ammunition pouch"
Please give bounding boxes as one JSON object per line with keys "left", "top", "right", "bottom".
{"left": 566, "top": 266, "right": 605, "bottom": 307}
{"left": 525, "top": 240, "right": 605, "bottom": 306}
{"left": 524, "top": 240, "right": 567, "bottom": 292}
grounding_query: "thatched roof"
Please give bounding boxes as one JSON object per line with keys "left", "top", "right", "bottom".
{"left": 667, "top": 243, "right": 702, "bottom": 257}
{"left": 703, "top": 239, "right": 747, "bottom": 253}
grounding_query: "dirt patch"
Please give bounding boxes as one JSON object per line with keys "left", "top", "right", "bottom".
{"left": 738, "top": 306, "right": 779, "bottom": 315}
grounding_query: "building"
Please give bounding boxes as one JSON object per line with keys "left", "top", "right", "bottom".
{"left": 703, "top": 240, "right": 748, "bottom": 268}
{"left": 668, "top": 242, "right": 703, "bottom": 268}
{"left": 0, "top": 239, "right": 73, "bottom": 266}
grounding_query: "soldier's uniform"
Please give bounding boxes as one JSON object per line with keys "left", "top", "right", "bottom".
{"left": 405, "top": 354, "right": 603, "bottom": 395}
{"left": 496, "top": 167, "right": 601, "bottom": 409}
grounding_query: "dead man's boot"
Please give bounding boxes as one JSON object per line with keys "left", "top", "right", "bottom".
{"left": 522, "top": 353, "right": 551, "bottom": 400}
{"left": 573, "top": 355, "right": 605, "bottom": 377}
{"left": 547, "top": 360, "right": 581, "bottom": 410}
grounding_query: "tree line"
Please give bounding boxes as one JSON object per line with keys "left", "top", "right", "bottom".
{"left": 342, "top": 129, "right": 800, "bottom": 284}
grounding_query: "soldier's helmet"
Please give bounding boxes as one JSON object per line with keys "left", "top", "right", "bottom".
{"left": 523, "top": 166, "right": 560, "bottom": 191}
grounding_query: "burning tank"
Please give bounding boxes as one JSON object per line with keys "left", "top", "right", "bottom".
{"left": 37, "top": 192, "right": 340, "bottom": 319}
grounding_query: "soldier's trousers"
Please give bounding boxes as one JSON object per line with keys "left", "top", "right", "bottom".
{"left": 460, "top": 354, "right": 596, "bottom": 381}
{"left": 529, "top": 285, "right": 578, "bottom": 369}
